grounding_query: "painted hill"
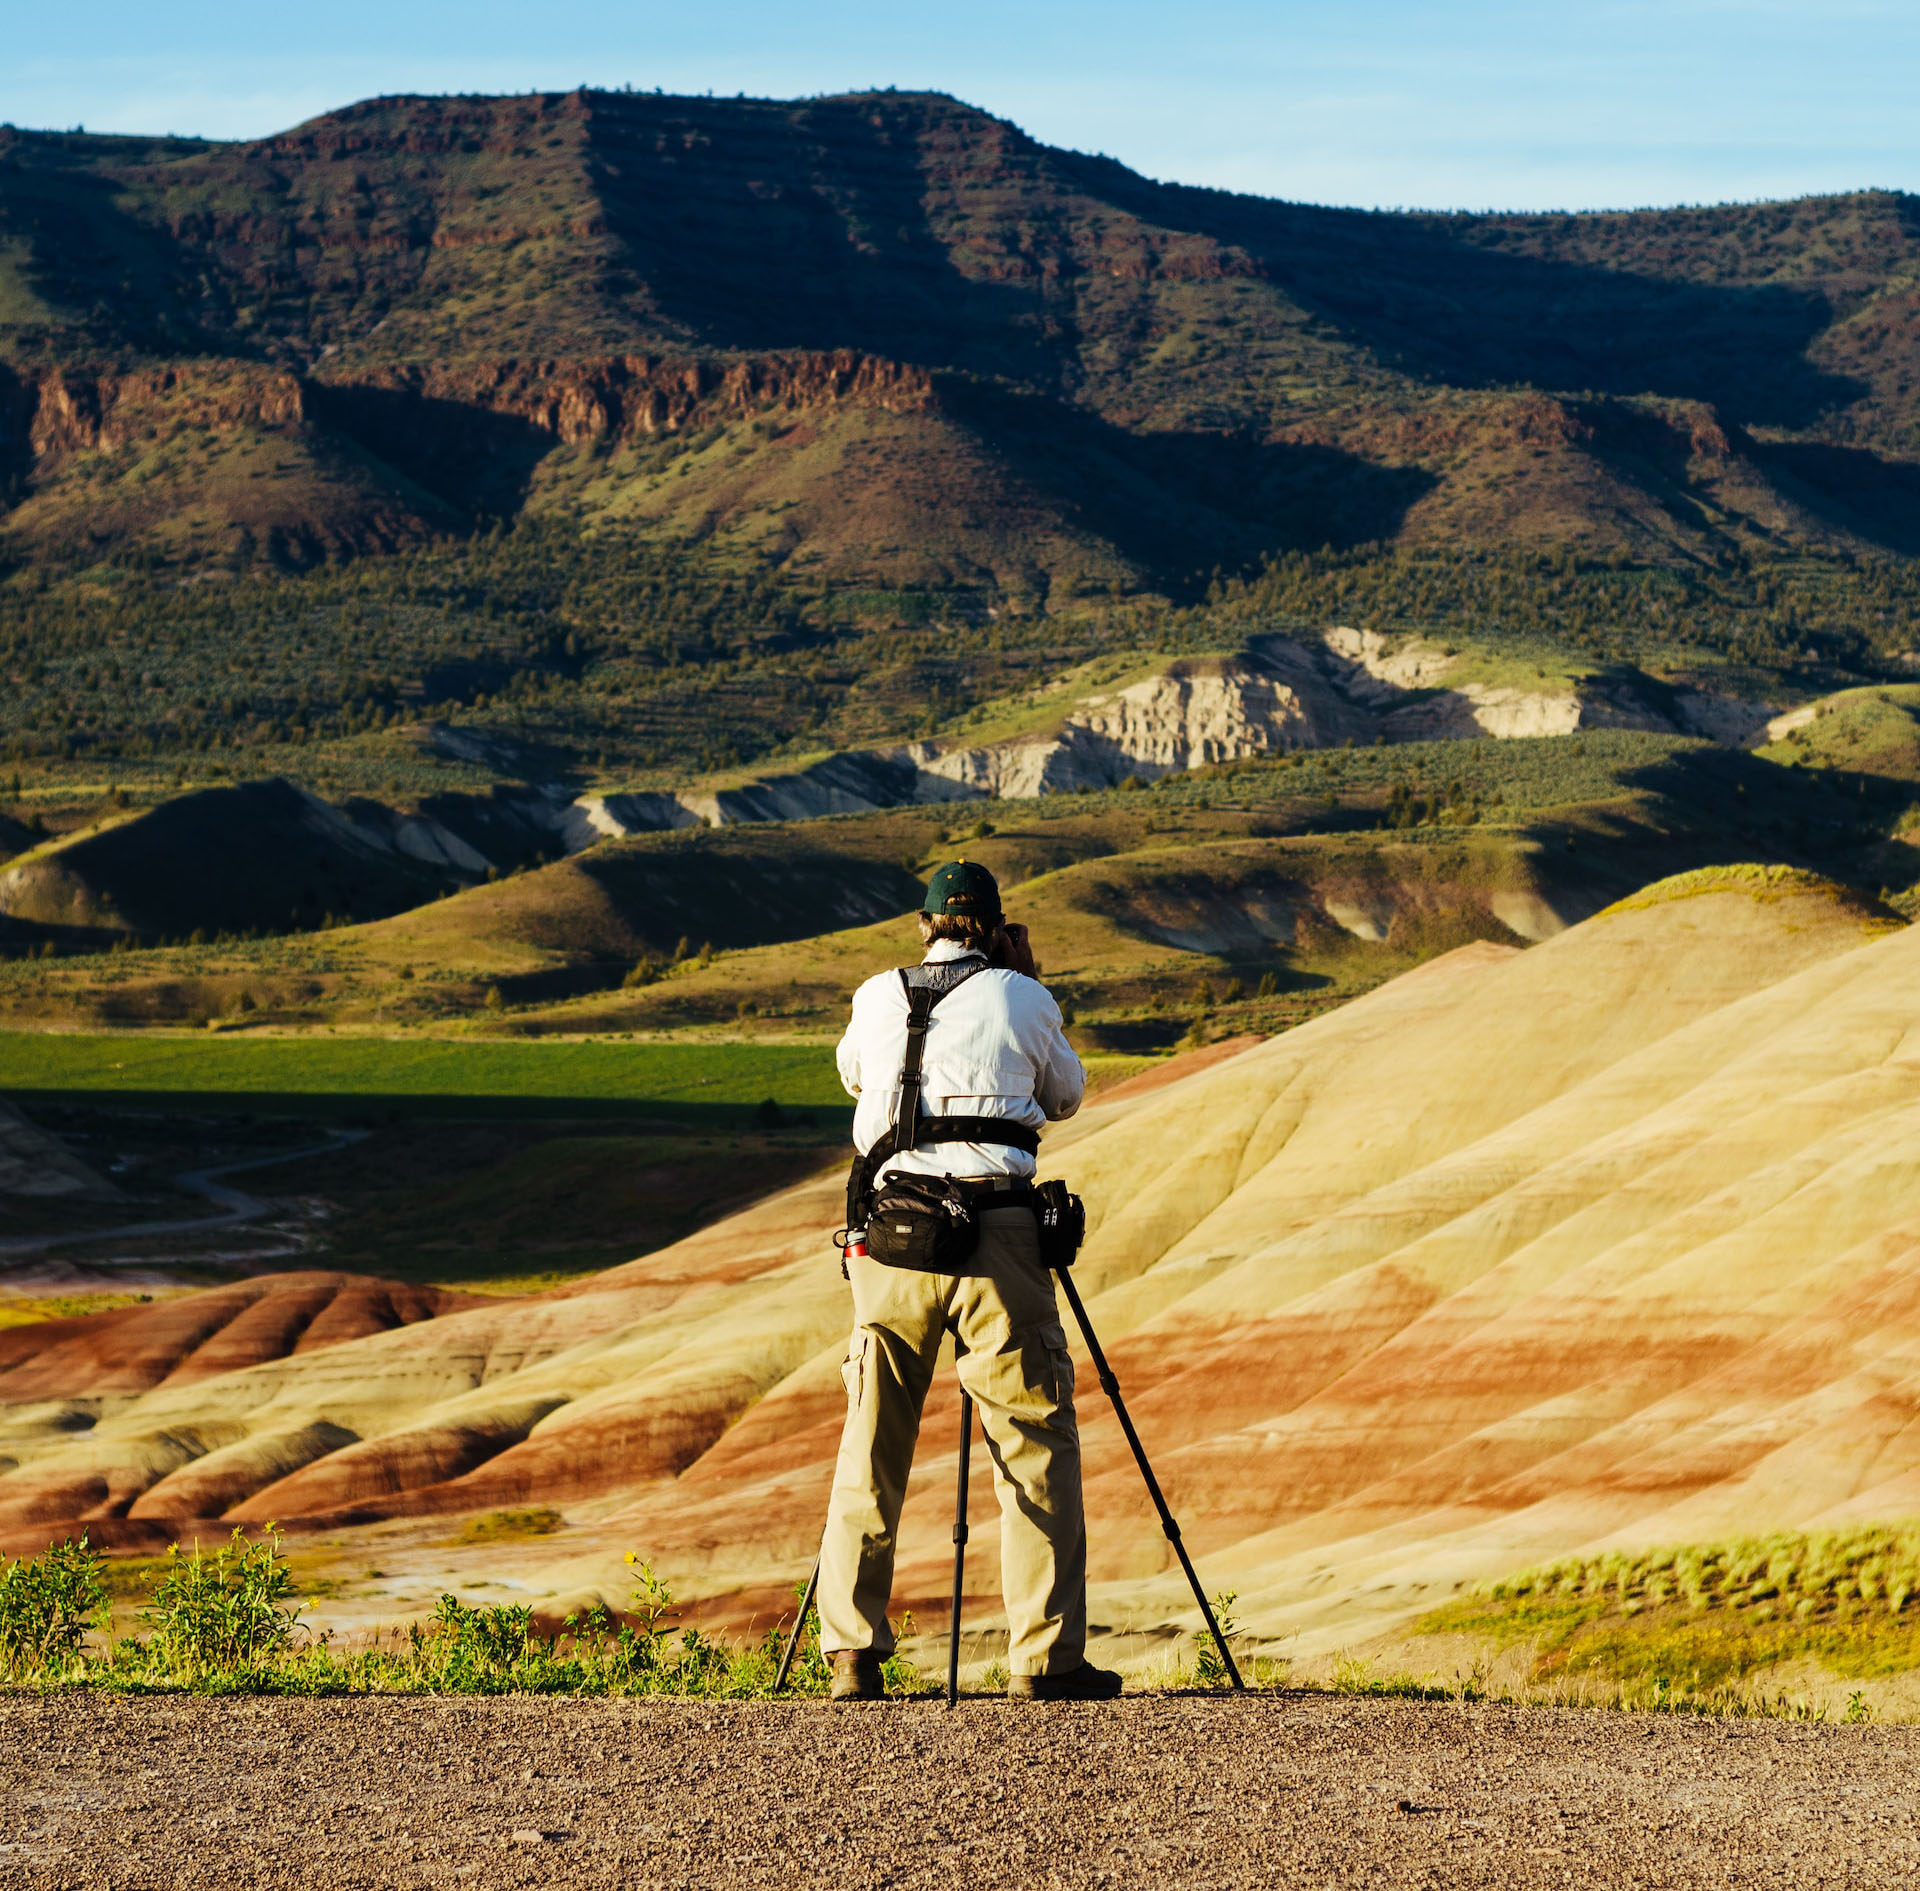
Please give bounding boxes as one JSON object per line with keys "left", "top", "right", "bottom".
{"left": 4, "top": 865, "right": 1918, "bottom": 1669}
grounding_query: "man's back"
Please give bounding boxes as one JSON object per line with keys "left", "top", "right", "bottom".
{"left": 836, "top": 947, "right": 1084, "bottom": 1182}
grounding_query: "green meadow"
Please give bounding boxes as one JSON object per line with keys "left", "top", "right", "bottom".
{"left": 0, "top": 1032, "right": 1158, "bottom": 1124}
{"left": 0, "top": 1032, "right": 853, "bottom": 1123}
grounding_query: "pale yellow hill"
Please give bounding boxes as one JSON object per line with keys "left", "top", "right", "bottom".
{"left": 2, "top": 864, "right": 1916, "bottom": 1676}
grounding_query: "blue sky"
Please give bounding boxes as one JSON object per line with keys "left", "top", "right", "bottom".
{"left": 5, "top": 1, "right": 1914, "bottom": 212}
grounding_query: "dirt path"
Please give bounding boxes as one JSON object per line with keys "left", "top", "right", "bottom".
{"left": 0, "top": 1129, "right": 365, "bottom": 1260}
{"left": 4, "top": 1692, "right": 1918, "bottom": 1888}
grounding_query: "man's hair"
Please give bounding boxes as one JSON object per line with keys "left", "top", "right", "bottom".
{"left": 918, "top": 910, "right": 1001, "bottom": 952}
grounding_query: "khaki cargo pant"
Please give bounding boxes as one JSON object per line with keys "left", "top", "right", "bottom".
{"left": 817, "top": 1204, "right": 1087, "bottom": 1677}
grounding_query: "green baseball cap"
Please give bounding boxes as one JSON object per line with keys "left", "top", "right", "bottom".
{"left": 921, "top": 858, "right": 1002, "bottom": 923}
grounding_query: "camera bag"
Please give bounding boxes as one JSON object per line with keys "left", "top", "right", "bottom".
{"left": 1031, "top": 1178, "right": 1087, "bottom": 1270}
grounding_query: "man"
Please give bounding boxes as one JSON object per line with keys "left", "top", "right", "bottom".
{"left": 820, "top": 857, "right": 1122, "bottom": 1703}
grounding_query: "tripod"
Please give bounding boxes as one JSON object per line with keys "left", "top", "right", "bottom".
{"left": 775, "top": 1267, "right": 1246, "bottom": 1700}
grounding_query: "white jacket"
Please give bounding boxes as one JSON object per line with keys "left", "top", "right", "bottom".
{"left": 836, "top": 940, "right": 1085, "bottom": 1183}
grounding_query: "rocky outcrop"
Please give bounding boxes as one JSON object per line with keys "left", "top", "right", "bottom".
{"left": 1312, "top": 626, "right": 1772, "bottom": 744}
{"left": 519, "top": 652, "right": 1352, "bottom": 831}
{"left": 558, "top": 793, "right": 705, "bottom": 846}
{"left": 315, "top": 350, "right": 937, "bottom": 450}
{"left": 915, "top": 655, "right": 1367, "bottom": 797}
{"left": 681, "top": 752, "right": 980, "bottom": 825}
{"left": 592, "top": 633, "right": 1773, "bottom": 830}
{"left": 21, "top": 362, "right": 309, "bottom": 467}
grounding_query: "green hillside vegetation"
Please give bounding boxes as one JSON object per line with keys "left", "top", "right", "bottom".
{"left": 5, "top": 534, "right": 1918, "bottom": 800}
{"left": 6, "top": 725, "right": 1909, "bottom": 1046}
{"left": 1420, "top": 1529, "right": 1920, "bottom": 1704}
{"left": 8, "top": 90, "right": 1920, "bottom": 818}
{"left": 1758, "top": 684, "right": 1920, "bottom": 777}
{"left": 11, "top": 87, "right": 1920, "bottom": 1027}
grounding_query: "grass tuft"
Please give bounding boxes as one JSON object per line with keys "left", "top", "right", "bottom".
{"left": 459, "top": 1508, "right": 563, "bottom": 1544}
{"left": 1421, "top": 1525, "right": 1920, "bottom": 1696}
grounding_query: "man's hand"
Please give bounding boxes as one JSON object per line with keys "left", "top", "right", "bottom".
{"left": 992, "top": 920, "right": 1038, "bottom": 979}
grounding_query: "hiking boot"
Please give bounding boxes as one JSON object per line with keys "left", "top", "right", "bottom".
{"left": 829, "top": 1649, "right": 885, "bottom": 1702}
{"left": 1007, "top": 1662, "right": 1123, "bottom": 1703}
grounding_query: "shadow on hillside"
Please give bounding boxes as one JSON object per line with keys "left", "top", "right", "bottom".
{"left": 4, "top": 1087, "right": 853, "bottom": 1133}
{"left": 1116, "top": 175, "right": 1866, "bottom": 433}
{"left": 1523, "top": 742, "right": 1915, "bottom": 914}
{"left": 308, "top": 382, "right": 558, "bottom": 519}
{"left": 0, "top": 363, "right": 34, "bottom": 508}
{"left": 585, "top": 94, "right": 1069, "bottom": 390}
{"left": 941, "top": 380, "right": 1436, "bottom": 586}
{"left": 0, "top": 162, "right": 215, "bottom": 358}
{"left": 582, "top": 94, "right": 1859, "bottom": 435}
{"left": 1745, "top": 440, "right": 1920, "bottom": 556}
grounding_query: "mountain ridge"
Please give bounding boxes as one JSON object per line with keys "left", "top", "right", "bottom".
{"left": 6, "top": 88, "right": 1920, "bottom": 594}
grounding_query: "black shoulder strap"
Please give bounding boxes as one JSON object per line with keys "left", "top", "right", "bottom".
{"left": 894, "top": 973, "right": 937, "bottom": 1156}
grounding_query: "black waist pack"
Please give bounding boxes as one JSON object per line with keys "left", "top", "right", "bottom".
{"left": 865, "top": 1172, "right": 979, "bottom": 1272}
{"left": 1032, "top": 1178, "right": 1087, "bottom": 1270}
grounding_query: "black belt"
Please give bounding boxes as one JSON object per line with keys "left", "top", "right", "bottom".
{"left": 849, "top": 1114, "right": 1042, "bottom": 1232}
{"left": 945, "top": 1177, "right": 1035, "bottom": 1207}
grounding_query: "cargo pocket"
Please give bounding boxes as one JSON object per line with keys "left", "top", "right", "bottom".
{"left": 1036, "top": 1320, "right": 1075, "bottom": 1410}
{"left": 840, "top": 1330, "right": 871, "bottom": 1408}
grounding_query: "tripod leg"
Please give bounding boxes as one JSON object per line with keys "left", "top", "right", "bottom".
{"left": 774, "top": 1556, "right": 821, "bottom": 1692}
{"left": 1054, "top": 1267, "right": 1246, "bottom": 1692}
{"left": 947, "top": 1390, "right": 973, "bottom": 1709}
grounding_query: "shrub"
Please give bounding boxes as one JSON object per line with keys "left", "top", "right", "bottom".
{"left": 460, "top": 1508, "right": 563, "bottom": 1544}
{"left": 138, "top": 1528, "right": 303, "bottom": 1680}
{"left": 414, "top": 1595, "right": 539, "bottom": 1693}
{"left": 1425, "top": 1524, "right": 1920, "bottom": 1697}
{"left": 0, "top": 1536, "right": 107, "bottom": 1679}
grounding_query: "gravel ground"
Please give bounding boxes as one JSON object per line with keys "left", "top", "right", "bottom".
{"left": 4, "top": 1691, "right": 1918, "bottom": 1889}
